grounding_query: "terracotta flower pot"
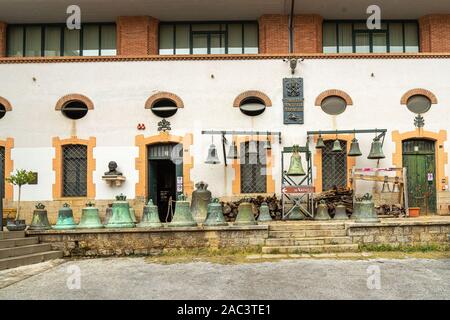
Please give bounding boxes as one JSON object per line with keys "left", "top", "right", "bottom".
{"left": 408, "top": 207, "right": 420, "bottom": 218}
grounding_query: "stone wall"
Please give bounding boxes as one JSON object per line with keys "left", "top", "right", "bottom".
{"left": 27, "top": 226, "right": 269, "bottom": 257}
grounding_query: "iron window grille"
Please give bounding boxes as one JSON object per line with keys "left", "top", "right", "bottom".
{"left": 0, "top": 147, "right": 4, "bottom": 199}
{"left": 322, "top": 140, "right": 347, "bottom": 191}
{"left": 240, "top": 142, "right": 267, "bottom": 194}
{"left": 62, "top": 144, "right": 87, "bottom": 197}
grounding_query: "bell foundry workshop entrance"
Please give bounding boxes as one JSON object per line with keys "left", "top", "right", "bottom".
{"left": 402, "top": 139, "right": 437, "bottom": 215}
{"left": 148, "top": 143, "right": 183, "bottom": 222}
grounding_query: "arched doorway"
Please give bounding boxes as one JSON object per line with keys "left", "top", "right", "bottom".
{"left": 402, "top": 139, "right": 437, "bottom": 214}
{"left": 322, "top": 140, "right": 347, "bottom": 191}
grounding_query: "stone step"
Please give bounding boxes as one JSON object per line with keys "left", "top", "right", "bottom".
{"left": 0, "top": 251, "right": 63, "bottom": 271}
{"left": 0, "top": 237, "right": 39, "bottom": 249}
{"left": 268, "top": 229, "right": 348, "bottom": 238}
{"left": 261, "top": 244, "right": 359, "bottom": 254}
{"left": 269, "top": 223, "right": 346, "bottom": 231}
{"left": 0, "top": 231, "right": 26, "bottom": 240}
{"left": 265, "top": 236, "right": 353, "bottom": 246}
{"left": 0, "top": 243, "right": 52, "bottom": 259}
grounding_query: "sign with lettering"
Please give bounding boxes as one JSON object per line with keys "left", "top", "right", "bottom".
{"left": 282, "top": 185, "right": 315, "bottom": 194}
{"left": 283, "top": 77, "right": 304, "bottom": 124}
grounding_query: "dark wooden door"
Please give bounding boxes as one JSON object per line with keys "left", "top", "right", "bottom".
{"left": 402, "top": 139, "right": 436, "bottom": 214}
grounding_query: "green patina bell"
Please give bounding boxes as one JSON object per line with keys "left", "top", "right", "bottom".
{"left": 106, "top": 194, "right": 135, "bottom": 228}
{"left": 333, "top": 203, "right": 349, "bottom": 220}
{"left": 286, "top": 145, "right": 306, "bottom": 176}
{"left": 204, "top": 198, "right": 227, "bottom": 226}
{"left": 316, "top": 135, "right": 326, "bottom": 149}
{"left": 368, "top": 137, "right": 385, "bottom": 159}
{"left": 332, "top": 139, "right": 343, "bottom": 152}
{"left": 286, "top": 206, "right": 304, "bottom": 220}
{"left": 315, "top": 201, "right": 331, "bottom": 220}
{"left": 77, "top": 202, "right": 104, "bottom": 229}
{"left": 353, "top": 193, "right": 380, "bottom": 223}
{"left": 29, "top": 203, "right": 52, "bottom": 230}
{"left": 348, "top": 138, "right": 362, "bottom": 157}
{"left": 257, "top": 202, "right": 272, "bottom": 222}
{"left": 137, "top": 199, "right": 162, "bottom": 228}
{"left": 169, "top": 194, "right": 197, "bottom": 227}
{"left": 191, "top": 181, "right": 212, "bottom": 223}
{"left": 234, "top": 201, "right": 257, "bottom": 225}
{"left": 53, "top": 203, "right": 77, "bottom": 230}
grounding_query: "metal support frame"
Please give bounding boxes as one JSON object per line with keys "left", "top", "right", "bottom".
{"left": 201, "top": 130, "right": 282, "bottom": 167}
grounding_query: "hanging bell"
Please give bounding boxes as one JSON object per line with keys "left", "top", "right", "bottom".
{"left": 332, "top": 139, "right": 343, "bottom": 152}
{"left": 247, "top": 141, "right": 258, "bottom": 156}
{"left": 204, "top": 198, "right": 227, "bottom": 226}
{"left": 137, "top": 199, "right": 163, "bottom": 228}
{"left": 348, "top": 138, "right": 362, "bottom": 157}
{"left": 190, "top": 181, "right": 212, "bottom": 223}
{"left": 286, "top": 145, "right": 306, "bottom": 176}
{"left": 234, "top": 201, "right": 257, "bottom": 225}
{"left": 264, "top": 137, "right": 272, "bottom": 150}
{"left": 77, "top": 202, "right": 104, "bottom": 229}
{"left": 353, "top": 193, "right": 380, "bottom": 223}
{"left": 29, "top": 203, "right": 52, "bottom": 230}
{"left": 315, "top": 201, "right": 331, "bottom": 220}
{"left": 392, "top": 177, "right": 400, "bottom": 193}
{"left": 227, "top": 141, "right": 238, "bottom": 159}
{"left": 53, "top": 203, "right": 77, "bottom": 230}
{"left": 286, "top": 205, "right": 304, "bottom": 220}
{"left": 316, "top": 135, "right": 326, "bottom": 149}
{"left": 105, "top": 194, "right": 135, "bottom": 228}
{"left": 257, "top": 202, "right": 272, "bottom": 222}
{"left": 368, "top": 136, "right": 385, "bottom": 159}
{"left": 169, "top": 194, "right": 197, "bottom": 227}
{"left": 333, "top": 203, "right": 348, "bottom": 220}
{"left": 381, "top": 176, "right": 391, "bottom": 193}
{"left": 205, "top": 143, "right": 220, "bottom": 164}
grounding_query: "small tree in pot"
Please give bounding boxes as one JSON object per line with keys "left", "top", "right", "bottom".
{"left": 5, "top": 169, "right": 35, "bottom": 231}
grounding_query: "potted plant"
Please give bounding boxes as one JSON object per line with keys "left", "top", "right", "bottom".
{"left": 408, "top": 207, "right": 421, "bottom": 218}
{"left": 5, "top": 169, "right": 36, "bottom": 231}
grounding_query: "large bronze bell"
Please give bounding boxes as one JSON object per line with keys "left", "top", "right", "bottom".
{"left": 205, "top": 144, "right": 220, "bottom": 164}
{"left": 332, "top": 139, "right": 343, "bottom": 152}
{"left": 77, "top": 202, "right": 104, "bottom": 229}
{"left": 53, "top": 203, "right": 77, "bottom": 230}
{"left": 257, "top": 202, "right": 272, "bottom": 222}
{"left": 29, "top": 203, "right": 51, "bottom": 230}
{"left": 137, "top": 199, "right": 162, "bottom": 228}
{"left": 106, "top": 194, "right": 135, "bottom": 228}
{"left": 367, "top": 137, "right": 385, "bottom": 159}
{"left": 204, "top": 198, "right": 227, "bottom": 226}
{"left": 348, "top": 138, "right": 362, "bottom": 157}
{"left": 169, "top": 194, "right": 197, "bottom": 227}
{"left": 353, "top": 193, "right": 380, "bottom": 223}
{"left": 333, "top": 203, "right": 348, "bottom": 220}
{"left": 315, "top": 201, "right": 331, "bottom": 220}
{"left": 286, "top": 145, "right": 306, "bottom": 176}
{"left": 234, "top": 201, "right": 257, "bottom": 225}
{"left": 190, "top": 181, "right": 212, "bottom": 223}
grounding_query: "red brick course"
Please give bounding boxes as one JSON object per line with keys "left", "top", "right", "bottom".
{"left": 117, "top": 16, "right": 159, "bottom": 56}
{"left": 419, "top": 14, "right": 450, "bottom": 53}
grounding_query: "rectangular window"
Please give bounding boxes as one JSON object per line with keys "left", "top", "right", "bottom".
{"left": 323, "top": 20, "right": 419, "bottom": 53}
{"left": 62, "top": 145, "right": 87, "bottom": 197}
{"left": 159, "top": 21, "right": 259, "bottom": 55}
{"left": 240, "top": 142, "right": 267, "bottom": 194}
{"left": 7, "top": 23, "right": 116, "bottom": 57}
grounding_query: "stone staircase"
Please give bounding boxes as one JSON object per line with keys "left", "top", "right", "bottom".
{"left": 262, "top": 222, "right": 359, "bottom": 254}
{"left": 0, "top": 231, "right": 63, "bottom": 271}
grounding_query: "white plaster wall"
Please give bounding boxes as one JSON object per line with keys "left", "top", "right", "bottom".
{"left": 0, "top": 58, "right": 449, "bottom": 200}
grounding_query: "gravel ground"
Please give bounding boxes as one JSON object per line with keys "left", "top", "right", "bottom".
{"left": 0, "top": 257, "right": 449, "bottom": 300}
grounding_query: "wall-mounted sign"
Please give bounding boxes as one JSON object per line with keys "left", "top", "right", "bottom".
{"left": 177, "top": 176, "right": 183, "bottom": 193}
{"left": 283, "top": 77, "right": 304, "bottom": 125}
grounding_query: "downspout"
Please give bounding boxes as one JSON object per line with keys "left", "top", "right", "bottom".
{"left": 288, "top": 0, "right": 295, "bottom": 54}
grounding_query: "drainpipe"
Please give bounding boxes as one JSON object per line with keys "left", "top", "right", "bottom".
{"left": 288, "top": 0, "right": 295, "bottom": 54}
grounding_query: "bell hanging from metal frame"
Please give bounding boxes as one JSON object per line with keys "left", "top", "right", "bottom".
{"left": 257, "top": 202, "right": 272, "bottom": 222}
{"left": 264, "top": 136, "right": 272, "bottom": 150}
{"left": 316, "top": 135, "right": 326, "bottom": 149}
{"left": 105, "top": 194, "right": 135, "bottom": 228}
{"left": 333, "top": 203, "right": 348, "bottom": 220}
{"left": 137, "top": 199, "right": 162, "bottom": 228}
{"left": 77, "top": 202, "right": 104, "bottom": 229}
{"left": 381, "top": 176, "right": 391, "bottom": 193}
{"left": 234, "top": 201, "right": 257, "bottom": 225}
{"left": 29, "top": 203, "right": 52, "bottom": 231}
{"left": 190, "top": 181, "right": 212, "bottom": 223}
{"left": 205, "top": 143, "right": 220, "bottom": 164}
{"left": 53, "top": 203, "right": 77, "bottom": 230}
{"left": 169, "top": 194, "right": 197, "bottom": 227}
{"left": 204, "top": 198, "right": 228, "bottom": 226}
{"left": 392, "top": 177, "right": 400, "bottom": 193}
{"left": 332, "top": 139, "right": 343, "bottom": 152}
{"left": 227, "top": 141, "right": 238, "bottom": 159}
{"left": 367, "top": 136, "right": 385, "bottom": 159}
{"left": 286, "top": 145, "right": 306, "bottom": 176}
{"left": 315, "top": 201, "right": 331, "bottom": 221}
{"left": 247, "top": 141, "right": 259, "bottom": 156}
{"left": 348, "top": 138, "right": 362, "bottom": 157}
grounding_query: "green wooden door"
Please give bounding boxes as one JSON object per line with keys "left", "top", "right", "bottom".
{"left": 402, "top": 139, "right": 436, "bottom": 214}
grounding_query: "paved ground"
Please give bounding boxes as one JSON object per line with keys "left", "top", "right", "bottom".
{"left": 0, "top": 257, "right": 449, "bottom": 299}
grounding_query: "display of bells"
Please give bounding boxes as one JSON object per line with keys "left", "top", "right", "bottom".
{"left": 257, "top": 202, "right": 272, "bottom": 222}
{"left": 169, "top": 195, "right": 197, "bottom": 227}
{"left": 368, "top": 136, "right": 385, "bottom": 159}
{"left": 205, "top": 143, "right": 220, "bottom": 164}
{"left": 29, "top": 203, "right": 51, "bottom": 230}
{"left": 191, "top": 181, "right": 212, "bottom": 223}
{"left": 348, "top": 138, "right": 362, "bottom": 157}
{"left": 105, "top": 195, "right": 135, "bottom": 228}
{"left": 137, "top": 199, "right": 163, "bottom": 228}
{"left": 77, "top": 202, "right": 104, "bottom": 229}
{"left": 204, "top": 198, "right": 228, "bottom": 226}
{"left": 53, "top": 203, "right": 77, "bottom": 230}
{"left": 315, "top": 201, "right": 331, "bottom": 221}
{"left": 234, "top": 202, "right": 257, "bottom": 225}
{"left": 286, "top": 145, "right": 306, "bottom": 176}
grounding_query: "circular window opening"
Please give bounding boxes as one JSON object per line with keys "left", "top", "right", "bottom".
{"left": 239, "top": 97, "right": 266, "bottom": 116}
{"left": 321, "top": 96, "right": 347, "bottom": 115}
{"left": 151, "top": 99, "right": 178, "bottom": 118}
{"left": 406, "top": 95, "right": 431, "bottom": 114}
{"left": 0, "top": 103, "right": 6, "bottom": 120}
{"left": 61, "top": 100, "right": 89, "bottom": 120}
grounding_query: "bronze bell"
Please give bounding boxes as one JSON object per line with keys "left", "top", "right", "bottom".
{"left": 287, "top": 205, "right": 304, "bottom": 220}
{"left": 368, "top": 136, "right": 385, "bottom": 159}
{"left": 333, "top": 203, "right": 348, "bottom": 220}
{"left": 392, "top": 176, "right": 400, "bottom": 193}
{"left": 137, "top": 199, "right": 162, "bottom": 228}
{"left": 381, "top": 176, "right": 391, "bottom": 193}
{"left": 257, "top": 202, "right": 272, "bottom": 222}
{"left": 190, "top": 181, "right": 212, "bottom": 223}
{"left": 77, "top": 202, "right": 104, "bottom": 229}
{"left": 286, "top": 145, "right": 306, "bottom": 176}
{"left": 169, "top": 194, "right": 197, "bottom": 227}
{"left": 53, "top": 203, "right": 77, "bottom": 230}
{"left": 234, "top": 201, "right": 257, "bottom": 225}
{"left": 227, "top": 141, "right": 238, "bottom": 159}
{"left": 332, "top": 139, "right": 343, "bottom": 152}
{"left": 105, "top": 194, "right": 135, "bottom": 228}
{"left": 29, "top": 203, "right": 52, "bottom": 230}
{"left": 204, "top": 198, "right": 227, "bottom": 226}
{"left": 353, "top": 193, "right": 380, "bottom": 223}
{"left": 205, "top": 143, "right": 220, "bottom": 164}
{"left": 316, "top": 135, "right": 326, "bottom": 149}
{"left": 348, "top": 138, "right": 362, "bottom": 157}
{"left": 315, "top": 201, "right": 331, "bottom": 220}
{"left": 264, "top": 137, "right": 272, "bottom": 150}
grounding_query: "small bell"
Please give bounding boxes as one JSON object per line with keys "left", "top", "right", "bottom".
{"left": 227, "top": 141, "right": 238, "bottom": 159}
{"left": 368, "top": 136, "right": 385, "bottom": 159}
{"left": 333, "top": 203, "right": 348, "bottom": 220}
{"left": 286, "top": 145, "right": 306, "bottom": 176}
{"left": 257, "top": 202, "right": 272, "bottom": 222}
{"left": 332, "top": 139, "right": 343, "bottom": 152}
{"left": 247, "top": 141, "right": 259, "bottom": 156}
{"left": 264, "top": 137, "right": 272, "bottom": 150}
{"left": 315, "top": 201, "right": 331, "bottom": 220}
{"left": 316, "top": 135, "right": 326, "bottom": 149}
{"left": 381, "top": 176, "right": 391, "bottom": 193}
{"left": 392, "top": 176, "right": 400, "bottom": 193}
{"left": 348, "top": 138, "right": 362, "bottom": 157}
{"left": 205, "top": 143, "right": 220, "bottom": 164}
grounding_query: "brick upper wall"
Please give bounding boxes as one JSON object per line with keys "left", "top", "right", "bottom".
{"left": 258, "top": 14, "right": 289, "bottom": 54}
{"left": 0, "top": 22, "right": 6, "bottom": 57}
{"left": 419, "top": 14, "right": 450, "bottom": 53}
{"left": 117, "top": 16, "right": 159, "bottom": 56}
{"left": 293, "top": 14, "right": 323, "bottom": 54}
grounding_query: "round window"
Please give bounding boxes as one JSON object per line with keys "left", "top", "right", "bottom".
{"left": 61, "top": 100, "right": 89, "bottom": 120}
{"left": 0, "top": 103, "right": 6, "bottom": 120}
{"left": 406, "top": 95, "right": 431, "bottom": 114}
{"left": 320, "top": 96, "right": 347, "bottom": 115}
{"left": 239, "top": 97, "right": 266, "bottom": 116}
{"left": 151, "top": 99, "right": 178, "bottom": 118}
